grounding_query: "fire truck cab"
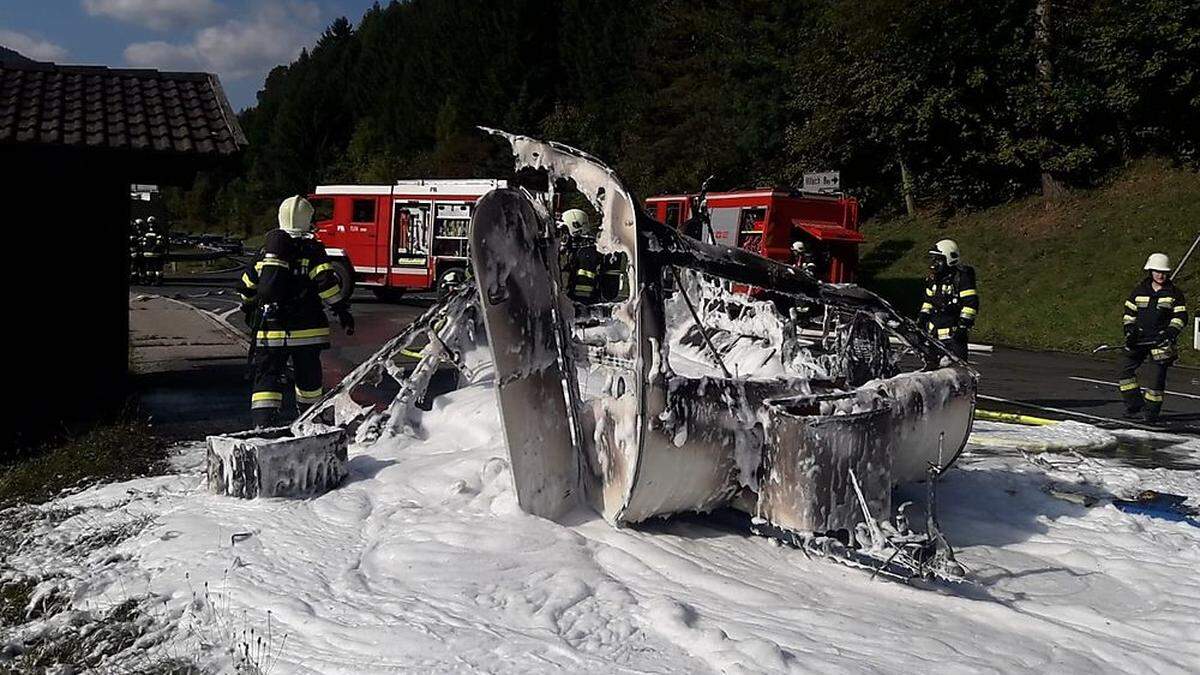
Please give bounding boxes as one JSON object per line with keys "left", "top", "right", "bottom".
{"left": 645, "top": 189, "right": 862, "bottom": 283}
{"left": 310, "top": 179, "right": 506, "bottom": 300}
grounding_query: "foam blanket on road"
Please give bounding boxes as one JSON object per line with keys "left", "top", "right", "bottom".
{"left": 967, "top": 419, "right": 1119, "bottom": 452}
{"left": 3, "top": 383, "right": 1200, "bottom": 673}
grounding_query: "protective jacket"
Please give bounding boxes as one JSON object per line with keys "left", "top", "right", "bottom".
{"left": 918, "top": 265, "right": 979, "bottom": 341}
{"left": 563, "top": 237, "right": 602, "bottom": 301}
{"left": 1122, "top": 278, "right": 1188, "bottom": 343}
{"left": 141, "top": 229, "right": 164, "bottom": 258}
{"left": 237, "top": 230, "right": 345, "bottom": 348}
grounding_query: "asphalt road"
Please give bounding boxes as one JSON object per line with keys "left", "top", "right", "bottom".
{"left": 131, "top": 269, "right": 1200, "bottom": 439}
{"left": 972, "top": 346, "right": 1200, "bottom": 434}
{"left": 132, "top": 268, "right": 431, "bottom": 437}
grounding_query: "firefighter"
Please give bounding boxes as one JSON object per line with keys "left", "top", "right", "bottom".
{"left": 129, "top": 218, "right": 145, "bottom": 283}
{"left": 141, "top": 216, "right": 166, "bottom": 286}
{"left": 791, "top": 240, "right": 817, "bottom": 277}
{"left": 917, "top": 239, "right": 978, "bottom": 361}
{"left": 1117, "top": 253, "right": 1188, "bottom": 421}
{"left": 437, "top": 266, "right": 470, "bottom": 300}
{"left": 561, "top": 208, "right": 602, "bottom": 302}
{"left": 237, "top": 196, "right": 355, "bottom": 427}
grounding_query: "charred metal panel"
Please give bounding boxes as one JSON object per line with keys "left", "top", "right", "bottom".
{"left": 878, "top": 367, "right": 977, "bottom": 482}
{"left": 206, "top": 425, "right": 347, "bottom": 499}
{"left": 470, "top": 189, "right": 580, "bottom": 521}
{"left": 480, "top": 129, "right": 648, "bottom": 525}
{"left": 758, "top": 393, "right": 892, "bottom": 535}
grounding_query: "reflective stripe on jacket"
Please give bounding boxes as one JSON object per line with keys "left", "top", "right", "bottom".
{"left": 918, "top": 265, "right": 979, "bottom": 337}
{"left": 236, "top": 230, "right": 343, "bottom": 347}
{"left": 1123, "top": 277, "right": 1188, "bottom": 341}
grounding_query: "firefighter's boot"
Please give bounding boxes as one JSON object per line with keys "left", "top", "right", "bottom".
{"left": 1142, "top": 390, "right": 1163, "bottom": 422}
{"left": 251, "top": 389, "right": 283, "bottom": 428}
{"left": 251, "top": 407, "right": 280, "bottom": 429}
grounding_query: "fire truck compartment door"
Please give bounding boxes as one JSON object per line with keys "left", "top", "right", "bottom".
{"left": 707, "top": 206, "right": 740, "bottom": 246}
{"left": 392, "top": 202, "right": 431, "bottom": 272}
{"left": 792, "top": 221, "right": 865, "bottom": 243}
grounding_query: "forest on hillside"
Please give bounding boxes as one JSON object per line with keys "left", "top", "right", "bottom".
{"left": 169, "top": 0, "right": 1200, "bottom": 235}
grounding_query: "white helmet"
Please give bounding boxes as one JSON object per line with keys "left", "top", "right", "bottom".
{"left": 929, "top": 239, "right": 960, "bottom": 266}
{"left": 562, "top": 209, "right": 591, "bottom": 236}
{"left": 278, "top": 195, "right": 315, "bottom": 235}
{"left": 791, "top": 241, "right": 806, "bottom": 254}
{"left": 1144, "top": 253, "right": 1171, "bottom": 272}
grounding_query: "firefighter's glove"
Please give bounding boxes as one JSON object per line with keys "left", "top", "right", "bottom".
{"left": 1125, "top": 331, "right": 1141, "bottom": 350}
{"left": 334, "top": 306, "right": 355, "bottom": 335}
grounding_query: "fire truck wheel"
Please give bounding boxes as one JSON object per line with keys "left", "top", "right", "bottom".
{"left": 329, "top": 259, "right": 354, "bottom": 304}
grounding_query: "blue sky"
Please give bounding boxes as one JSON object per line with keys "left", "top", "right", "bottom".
{"left": 1, "top": 0, "right": 377, "bottom": 110}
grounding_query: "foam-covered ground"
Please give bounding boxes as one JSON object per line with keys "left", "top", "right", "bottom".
{"left": 4, "top": 385, "right": 1200, "bottom": 673}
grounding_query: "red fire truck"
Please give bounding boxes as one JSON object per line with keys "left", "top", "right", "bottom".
{"left": 645, "top": 189, "right": 863, "bottom": 283}
{"left": 310, "top": 179, "right": 505, "bottom": 300}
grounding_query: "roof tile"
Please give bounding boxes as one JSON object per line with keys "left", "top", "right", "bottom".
{"left": 0, "top": 61, "right": 245, "bottom": 156}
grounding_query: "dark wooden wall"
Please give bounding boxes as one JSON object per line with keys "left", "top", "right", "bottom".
{"left": 6, "top": 149, "right": 131, "bottom": 451}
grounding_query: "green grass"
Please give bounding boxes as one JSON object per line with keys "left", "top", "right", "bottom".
{"left": 858, "top": 158, "right": 1200, "bottom": 367}
{"left": 0, "top": 419, "right": 169, "bottom": 506}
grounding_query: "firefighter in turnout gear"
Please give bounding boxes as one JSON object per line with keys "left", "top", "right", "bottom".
{"left": 1117, "top": 253, "right": 1188, "bottom": 422}
{"left": 561, "top": 208, "right": 602, "bottom": 302}
{"left": 237, "top": 196, "right": 355, "bottom": 427}
{"left": 129, "top": 218, "right": 145, "bottom": 283}
{"left": 141, "top": 216, "right": 166, "bottom": 286}
{"left": 917, "top": 239, "right": 978, "bottom": 361}
{"left": 791, "top": 240, "right": 817, "bottom": 277}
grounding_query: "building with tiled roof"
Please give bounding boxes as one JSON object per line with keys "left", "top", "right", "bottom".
{"left": 1, "top": 60, "right": 246, "bottom": 162}
{"left": 1, "top": 57, "right": 247, "bottom": 448}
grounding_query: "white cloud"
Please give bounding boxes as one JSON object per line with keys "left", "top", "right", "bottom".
{"left": 122, "top": 40, "right": 203, "bottom": 71}
{"left": 124, "top": 1, "right": 321, "bottom": 79}
{"left": 0, "top": 28, "right": 69, "bottom": 62}
{"left": 82, "top": 0, "right": 223, "bottom": 31}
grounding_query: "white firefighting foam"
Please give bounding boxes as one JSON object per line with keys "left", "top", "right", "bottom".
{"left": 4, "top": 374, "right": 1200, "bottom": 673}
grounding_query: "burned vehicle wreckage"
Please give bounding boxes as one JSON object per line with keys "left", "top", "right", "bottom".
{"left": 208, "top": 129, "right": 979, "bottom": 582}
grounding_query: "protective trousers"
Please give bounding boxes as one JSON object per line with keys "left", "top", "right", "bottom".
{"left": 145, "top": 256, "right": 164, "bottom": 284}
{"left": 1117, "top": 346, "right": 1173, "bottom": 419}
{"left": 946, "top": 332, "right": 969, "bottom": 361}
{"left": 250, "top": 345, "right": 324, "bottom": 427}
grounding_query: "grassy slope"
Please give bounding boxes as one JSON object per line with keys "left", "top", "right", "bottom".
{"left": 858, "top": 159, "right": 1200, "bottom": 367}
{"left": 1, "top": 420, "right": 166, "bottom": 506}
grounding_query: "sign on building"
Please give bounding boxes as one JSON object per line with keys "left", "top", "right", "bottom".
{"left": 803, "top": 171, "right": 840, "bottom": 193}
